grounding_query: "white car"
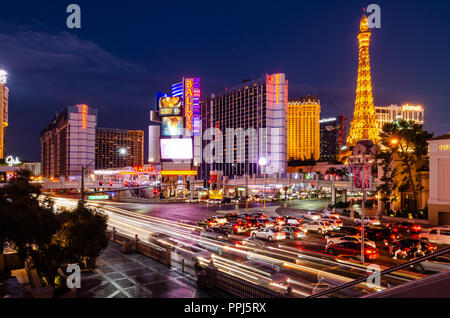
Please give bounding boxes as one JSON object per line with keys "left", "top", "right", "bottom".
{"left": 419, "top": 227, "right": 450, "bottom": 245}
{"left": 210, "top": 216, "right": 227, "bottom": 225}
{"left": 250, "top": 228, "right": 286, "bottom": 241}
{"left": 305, "top": 212, "right": 321, "bottom": 221}
{"left": 304, "top": 221, "right": 333, "bottom": 234}
{"left": 354, "top": 217, "right": 379, "bottom": 226}
{"left": 320, "top": 217, "right": 343, "bottom": 229}
{"left": 326, "top": 235, "right": 376, "bottom": 248}
{"left": 285, "top": 216, "right": 302, "bottom": 226}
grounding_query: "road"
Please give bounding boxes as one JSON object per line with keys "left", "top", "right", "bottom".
{"left": 52, "top": 196, "right": 437, "bottom": 298}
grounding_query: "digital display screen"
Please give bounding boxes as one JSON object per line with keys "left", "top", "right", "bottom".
{"left": 159, "top": 96, "right": 182, "bottom": 117}
{"left": 160, "top": 138, "right": 193, "bottom": 160}
{"left": 161, "top": 116, "right": 184, "bottom": 136}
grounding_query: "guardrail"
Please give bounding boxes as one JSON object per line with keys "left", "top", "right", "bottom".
{"left": 307, "top": 246, "right": 450, "bottom": 298}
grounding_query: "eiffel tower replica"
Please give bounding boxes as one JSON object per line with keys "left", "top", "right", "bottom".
{"left": 346, "top": 14, "right": 379, "bottom": 148}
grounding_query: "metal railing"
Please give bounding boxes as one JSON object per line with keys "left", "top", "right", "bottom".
{"left": 307, "top": 246, "right": 450, "bottom": 298}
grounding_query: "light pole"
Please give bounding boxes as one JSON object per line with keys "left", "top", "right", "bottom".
{"left": 81, "top": 158, "right": 96, "bottom": 206}
{"left": 259, "top": 157, "right": 267, "bottom": 209}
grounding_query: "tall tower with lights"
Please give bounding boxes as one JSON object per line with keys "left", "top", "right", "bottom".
{"left": 347, "top": 15, "right": 379, "bottom": 148}
{"left": 0, "top": 68, "right": 8, "bottom": 159}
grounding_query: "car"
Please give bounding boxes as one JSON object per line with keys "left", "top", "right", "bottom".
{"left": 280, "top": 225, "right": 306, "bottom": 239}
{"left": 284, "top": 216, "right": 303, "bottom": 226}
{"left": 322, "top": 210, "right": 340, "bottom": 218}
{"left": 260, "top": 219, "right": 277, "bottom": 228}
{"left": 267, "top": 216, "right": 286, "bottom": 226}
{"left": 303, "top": 221, "right": 333, "bottom": 234}
{"left": 326, "top": 235, "right": 376, "bottom": 248}
{"left": 239, "top": 214, "right": 253, "bottom": 221}
{"left": 197, "top": 217, "right": 221, "bottom": 228}
{"left": 354, "top": 217, "right": 380, "bottom": 226}
{"left": 210, "top": 216, "right": 227, "bottom": 225}
{"left": 245, "top": 219, "right": 262, "bottom": 230}
{"left": 387, "top": 222, "right": 423, "bottom": 233}
{"left": 305, "top": 211, "right": 321, "bottom": 221}
{"left": 419, "top": 227, "right": 450, "bottom": 245}
{"left": 199, "top": 227, "right": 228, "bottom": 240}
{"left": 251, "top": 212, "right": 269, "bottom": 220}
{"left": 325, "top": 241, "right": 379, "bottom": 260}
{"left": 365, "top": 227, "right": 401, "bottom": 246}
{"left": 320, "top": 216, "right": 343, "bottom": 229}
{"left": 222, "top": 220, "right": 249, "bottom": 234}
{"left": 250, "top": 228, "right": 286, "bottom": 241}
{"left": 224, "top": 213, "right": 240, "bottom": 222}
{"left": 387, "top": 239, "right": 437, "bottom": 259}
{"left": 410, "top": 256, "right": 450, "bottom": 273}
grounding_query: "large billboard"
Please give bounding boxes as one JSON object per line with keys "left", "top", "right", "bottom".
{"left": 159, "top": 96, "right": 182, "bottom": 117}
{"left": 161, "top": 116, "right": 184, "bottom": 136}
{"left": 160, "top": 138, "right": 193, "bottom": 160}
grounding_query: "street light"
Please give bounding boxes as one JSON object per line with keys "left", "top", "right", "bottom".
{"left": 81, "top": 159, "right": 96, "bottom": 205}
{"left": 259, "top": 157, "right": 267, "bottom": 208}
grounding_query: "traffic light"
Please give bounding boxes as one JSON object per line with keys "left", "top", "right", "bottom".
{"left": 186, "top": 180, "right": 190, "bottom": 189}
{"left": 203, "top": 180, "right": 207, "bottom": 188}
{"left": 311, "top": 182, "right": 315, "bottom": 188}
{"left": 99, "top": 181, "right": 103, "bottom": 186}
{"left": 125, "top": 181, "right": 129, "bottom": 187}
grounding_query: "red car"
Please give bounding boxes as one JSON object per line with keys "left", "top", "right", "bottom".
{"left": 387, "top": 222, "right": 422, "bottom": 233}
{"left": 325, "top": 241, "right": 379, "bottom": 260}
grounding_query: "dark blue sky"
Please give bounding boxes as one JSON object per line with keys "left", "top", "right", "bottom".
{"left": 1, "top": 0, "right": 449, "bottom": 161}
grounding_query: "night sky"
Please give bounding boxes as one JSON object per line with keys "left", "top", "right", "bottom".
{"left": 1, "top": 0, "right": 449, "bottom": 161}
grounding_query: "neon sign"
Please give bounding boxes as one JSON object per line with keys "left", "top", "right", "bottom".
{"left": 6, "top": 156, "right": 21, "bottom": 166}
{"left": 402, "top": 104, "right": 423, "bottom": 112}
{"left": 80, "top": 104, "right": 88, "bottom": 129}
{"left": 184, "top": 79, "right": 194, "bottom": 131}
{"left": 275, "top": 74, "right": 280, "bottom": 104}
{"left": 184, "top": 78, "right": 200, "bottom": 134}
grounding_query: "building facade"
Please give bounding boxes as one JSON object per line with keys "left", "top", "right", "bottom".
{"left": 199, "top": 73, "right": 288, "bottom": 179}
{"left": 41, "top": 105, "right": 97, "bottom": 178}
{"left": 95, "top": 128, "right": 144, "bottom": 170}
{"left": 319, "top": 115, "right": 345, "bottom": 161}
{"left": 0, "top": 69, "right": 8, "bottom": 159}
{"left": 375, "top": 104, "right": 424, "bottom": 130}
{"left": 428, "top": 133, "right": 450, "bottom": 225}
{"left": 287, "top": 95, "right": 321, "bottom": 161}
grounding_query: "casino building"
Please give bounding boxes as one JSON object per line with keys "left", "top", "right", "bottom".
{"left": 199, "top": 74, "right": 288, "bottom": 179}
{"left": 375, "top": 104, "right": 424, "bottom": 130}
{"left": 41, "top": 105, "right": 97, "bottom": 178}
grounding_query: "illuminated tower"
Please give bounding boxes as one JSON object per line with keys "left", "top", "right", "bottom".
{"left": 347, "top": 15, "right": 379, "bottom": 147}
{"left": 0, "top": 68, "right": 8, "bottom": 159}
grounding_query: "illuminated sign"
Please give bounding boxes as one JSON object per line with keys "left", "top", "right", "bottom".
{"left": 275, "top": 74, "right": 280, "bottom": 104}
{"left": 160, "top": 138, "right": 193, "bottom": 160}
{"left": 439, "top": 145, "right": 450, "bottom": 152}
{"left": 88, "top": 195, "right": 109, "bottom": 200}
{"left": 79, "top": 104, "right": 88, "bottom": 129}
{"left": 183, "top": 78, "right": 200, "bottom": 134}
{"left": 402, "top": 104, "right": 423, "bottom": 112}
{"left": 6, "top": 156, "right": 21, "bottom": 167}
{"left": 0, "top": 70, "right": 7, "bottom": 84}
{"left": 161, "top": 116, "right": 184, "bottom": 136}
{"left": 159, "top": 96, "right": 182, "bottom": 116}
{"left": 160, "top": 170, "right": 198, "bottom": 176}
{"left": 319, "top": 118, "right": 337, "bottom": 124}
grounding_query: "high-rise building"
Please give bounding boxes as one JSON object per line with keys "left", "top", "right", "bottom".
{"left": 0, "top": 69, "right": 8, "bottom": 159}
{"left": 95, "top": 128, "right": 144, "bottom": 169}
{"left": 41, "top": 105, "right": 97, "bottom": 178}
{"left": 199, "top": 73, "right": 288, "bottom": 178}
{"left": 287, "top": 95, "right": 321, "bottom": 161}
{"left": 375, "top": 104, "right": 424, "bottom": 130}
{"left": 319, "top": 116, "right": 345, "bottom": 161}
{"left": 347, "top": 15, "right": 379, "bottom": 147}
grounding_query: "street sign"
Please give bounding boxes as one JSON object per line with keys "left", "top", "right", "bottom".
{"left": 88, "top": 195, "right": 109, "bottom": 200}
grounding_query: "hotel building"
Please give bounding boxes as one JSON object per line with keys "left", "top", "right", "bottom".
{"left": 319, "top": 115, "right": 345, "bottom": 161}
{"left": 375, "top": 104, "right": 424, "bottom": 130}
{"left": 199, "top": 73, "right": 288, "bottom": 179}
{"left": 41, "top": 105, "right": 97, "bottom": 178}
{"left": 287, "top": 95, "right": 321, "bottom": 161}
{"left": 95, "top": 128, "right": 144, "bottom": 169}
{"left": 0, "top": 69, "right": 8, "bottom": 159}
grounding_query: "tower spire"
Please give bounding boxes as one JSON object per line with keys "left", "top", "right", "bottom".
{"left": 347, "top": 13, "right": 379, "bottom": 147}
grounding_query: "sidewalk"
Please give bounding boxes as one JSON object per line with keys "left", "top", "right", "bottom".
{"left": 77, "top": 242, "right": 226, "bottom": 298}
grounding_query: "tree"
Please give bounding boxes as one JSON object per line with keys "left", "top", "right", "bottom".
{"left": 0, "top": 170, "right": 109, "bottom": 291}
{"left": 378, "top": 120, "right": 433, "bottom": 212}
